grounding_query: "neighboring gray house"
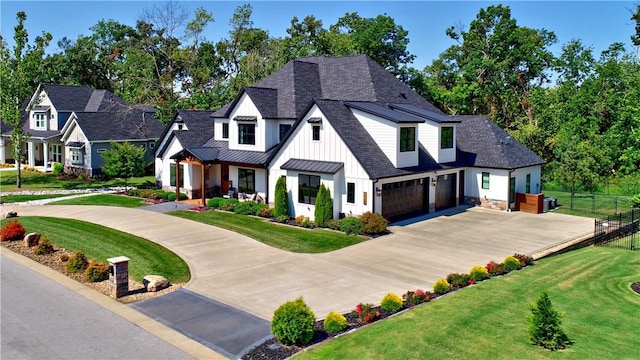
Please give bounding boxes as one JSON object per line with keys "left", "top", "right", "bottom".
{"left": 0, "top": 84, "right": 164, "bottom": 177}
{"left": 155, "top": 55, "right": 544, "bottom": 220}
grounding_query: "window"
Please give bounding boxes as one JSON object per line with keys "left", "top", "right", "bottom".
{"left": 97, "top": 149, "right": 106, "bottom": 153}
{"left": 441, "top": 127, "right": 454, "bottom": 149}
{"left": 34, "top": 113, "right": 46, "bottom": 129}
{"left": 238, "top": 168, "right": 255, "bottom": 194}
{"left": 177, "top": 124, "right": 184, "bottom": 130}
{"left": 347, "top": 182, "right": 355, "bottom": 203}
{"left": 509, "top": 177, "right": 516, "bottom": 203}
{"left": 51, "top": 144, "right": 62, "bottom": 163}
{"left": 400, "top": 127, "right": 415, "bottom": 152}
{"left": 170, "top": 164, "right": 185, "bottom": 187}
{"left": 482, "top": 172, "right": 490, "bottom": 189}
{"left": 238, "top": 123, "right": 255, "bottom": 145}
{"left": 70, "top": 149, "right": 83, "bottom": 164}
{"left": 149, "top": 142, "right": 156, "bottom": 149}
{"left": 526, "top": 174, "right": 531, "bottom": 194}
{"left": 298, "top": 174, "right": 320, "bottom": 204}
{"left": 222, "top": 123, "right": 229, "bottom": 139}
{"left": 312, "top": 125, "right": 320, "bottom": 141}
{"left": 279, "top": 124, "right": 292, "bottom": 141}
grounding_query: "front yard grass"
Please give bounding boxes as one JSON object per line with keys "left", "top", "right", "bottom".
{"left": 1, "top": 216, "right": 190, "bottom": 283}
{"left": 0, "top": 170, "right": 155, "bottom": 191}
{"left": 49, "top": 194, "right": 147, "bottom": 207}
{"left": 0, "top": 193, "right": 72, "bottom": 203}
{"left": 299, "top": 246, "right": 640, "bottom": 359}
{"left": 172, "top": 210, "right": 368, "bottom": 253}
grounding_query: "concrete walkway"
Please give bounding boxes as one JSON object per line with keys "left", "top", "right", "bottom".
{"left": 9, "top": 205, "right": 594, "bottom": 322}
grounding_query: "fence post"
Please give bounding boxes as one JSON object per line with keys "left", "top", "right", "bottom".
{"left": 614, "top": 198, "right": 618, "bottom": 214}
{"left": 570, "top": 193, "right": 574, "bottom": 210}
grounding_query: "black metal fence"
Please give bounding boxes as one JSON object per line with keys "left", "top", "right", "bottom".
{"left": 552, "top": 192, "right": 633, "bottom": 216}
{"left": 593, "top": 209, "right": 639, "bottom": 251}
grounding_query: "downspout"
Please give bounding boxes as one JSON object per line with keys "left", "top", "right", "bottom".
{"left": 372, "top": 179, "right": 378, "bottom": 215}
{"left": 507, "top": 169, "right": 513, "bottom": 212}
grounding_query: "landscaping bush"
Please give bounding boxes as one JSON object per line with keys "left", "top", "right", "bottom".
{"left": 258, "top": 207, "right": 273, "bottom": 218}
{"left": 274, "top": 176, "right": 289, "bottom": 218}
{"left": 514, "top": 253, "right": 534, "bottom": 267}
{"left": 323, "top": 311, "right": 348, "bottom": 334}
{"left": 271, "top": 297, "right": 316, "bottom": 346}
{"left": 276, "top": 215, "right": 290, "bottom": 223}
{"left": 381, "top": 292, "right": 404, "bottom": 313}
{"left": 359, "top": 212, "right": 388, "bottom": 234}
{"left": 295, "top": 215, "right": 307, "bottom": 225}
{"left": 354, "top": 303, "right": 379, "bottom": 323}
{"left": 446, "top": 273, "right": 471, "bottom": 288}
{"left": 33, "top": 235, "right": 54, "bottom": 255}
{"left": 326, "top": 219, "right": 342, "bottom": 231}
{"left": 161, "top": 191, "right": 172, "bottom": 200}
{"left": 127, "top": 189, "right": 141, "bottom": 197}
{"left": 294, "top": 216, "right": 313, "bottom": 228}
{"left": 503, "top": 255, "right": 522, "bottom": 271}
{"left": 167, "top": 192, "right": 177, "bottom": 201}
{"left": 486, "top": 261, "right": 508, "bottom": 276}
{"left": 60, "top": 253, "right": 69, "bottom": 262}
{"left": 51, "top": 162, "right": 63, "bottom": 175}
{"left": 433, "top": 279, "right": 451, "bottom": 295}
{"left": 632, "top": 194, "right": 640, "bottom": 208}
{"left": 84, "top": 260, "right": 109, "bottom": 282}
{"left": 253, "top": 203, "right": 268, "bottom": 216}
{"left": 469, "top": 265, "right": 490, "bottom": 282}
{"left": 66, "top": 251, "right": 89, "bottom": 273}
{"left": 340, "top": 217, "right": 362, "bottom": 235}
{"left": 403, "top": 289, "right": 431, "bottom": 306}
{"left": 220, "top": 198, "right": 239, "bottom": 211}
{"left": 235, "top": 201, "right": 259, "bottom": 215}
{"left": 314, "top": 184, "right": 333, "bottom": 227}
{"left": 1, "top": 220, "right": 25, "bottom": 241}
{"left": 528, "top": 292, "right": 571, "bottom": 350}
{"left": 207, "top": 197, "right": 224, "bottom": 208}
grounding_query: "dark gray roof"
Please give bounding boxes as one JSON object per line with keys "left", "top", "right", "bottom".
{"left": 281, "top": 158, "right": 344, "bottom": 174}
{"left": 67, "top": 142, "right": 85, "bottom": 148}
{"left": 170, "top": 147, "right": 219, "bottom": 162}
{"left": 73, "top": 104, "right": 164, "bottom": 141}
{"left": 233, "top": 116, "right": 258, "bottom": 122}
{"left": 155, "top": 110, "right": 216, "bottom": 158}
{"left": 244, "top": 87, "right": 278, "bottom": 118}
{"left": 41, "top": 84, "right": 126, "bottom": 112}
{"left": 345, "top": 102, "right": 425, "bottom": 123}
{"left": 389, "top": 103, "right": 461, "bottom": 123}
{"left": 173, "top": 139, "right": 275, "bottom": 166}
{"left": 25, "top": 129, "right": 61, "bottom": 140}
{"left": 455, "top": 115, "right": 545, "bottom": 169}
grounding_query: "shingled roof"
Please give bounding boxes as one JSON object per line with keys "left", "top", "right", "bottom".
{"left": 72, "top": 104, "right": 164, "bottom": 141}
{"left": 455, "top": 115, "right": 544, "bottom": 169}
{"left": 41, "top": 84, "right": 126, "bottom": 112}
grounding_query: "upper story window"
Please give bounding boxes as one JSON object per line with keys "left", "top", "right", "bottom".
{"left": 34, "top": 113, "right": 47, "bottom": 129}
{"left": 441, "top": 127, "right": 454, "bottom": 149}
{"left": 222, "top": 123, "right": 229, "bottom": 139}
{"left": 279, "top": 124, "right": 292, "bottom": 142}
{"left": 312, "top": 125, "right": 320, "bottom": 141}
{"left": 238, "top": 123, "right": 255, "bottom": 145}
{"left": 400, "top": 127, "right": 415, "bottom": 152}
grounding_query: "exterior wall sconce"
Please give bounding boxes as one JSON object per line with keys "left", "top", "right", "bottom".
{"left": 375, "top": 187, "right": 381, "bottom": 196}
{"left": 432, "top": 178, "right": 437, "bottom": 187}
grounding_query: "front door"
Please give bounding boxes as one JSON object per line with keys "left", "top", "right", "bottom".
{"left": 221, "top": 163, "right": 229, "bottom": 193}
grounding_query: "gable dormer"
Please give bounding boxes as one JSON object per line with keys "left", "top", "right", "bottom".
{"left": 345, "top": 102, "right": 423, "bottom": 168}
{"left": 27, "top": 85, "right": 59, "bottom": 131}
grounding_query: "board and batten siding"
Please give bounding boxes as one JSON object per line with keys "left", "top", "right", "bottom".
{"left": 418, "top": 121, "right": 439, "bottom": 162}
{"left": 228, "top": 93, "right": 265, "bottom": 152}
{"left": 213, "top": 118, "right": 229, "bottom": 141}
{"left": 465, "top": 168, "right": 509, "bottom": 202}
{"left": 63, "top": 121, "right": 90, "bottom": 169}
{"left": 156, "top": 136, "right": 191, "bottom": 189}
{"left": 269, "top": 105, "right": 373, "bottom": 220}
{"left": 512, "top": 166, "right": 542, "bottom": 194}
{"left": 438, "top": 125, "right": 457, "bottom": 163}
{"left": 228, "top": 165, "right": 267, "bottom": 195}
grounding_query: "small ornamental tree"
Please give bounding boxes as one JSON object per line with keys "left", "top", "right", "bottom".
{"left": 273, "top": 176, "right": 289, "bottom": 218}
{"left": 528, "top": 292, "right": 571, "bottom": 351}
{"left": 101, "top": 142, "right": 146, "bottom": 190}
{"left": 314, "top": 183, "right": 333, "bottom": 227}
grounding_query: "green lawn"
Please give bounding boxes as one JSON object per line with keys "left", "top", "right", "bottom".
{"left": 0, "top": 193, "right": 72, "bottom": 203}
{"left": 50, "top": 194, "right": 147, "bottom": 207}
{"left": 2, "top": 216, "right": 190, "bottom": 283}
{"left": 299, "top": 247, "right": 640, "bottom": 359}
{"left": 172, "top": 210, "right": 368, "bottom": 253}
{"left": 0, "top": 170, "right": 155, "bottom": 191}
{"left": 543, "top": 190, "right": 633, "bottom": 218}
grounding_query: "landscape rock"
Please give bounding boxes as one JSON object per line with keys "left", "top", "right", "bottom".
{"left": 143, "top": 275, "right": 170, "bottom": 292}
{"left": 24, "top": 232, "right": 41, "bottom": 247}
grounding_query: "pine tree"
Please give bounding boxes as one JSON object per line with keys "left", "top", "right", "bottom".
{"left": 274, "top": 176, "right": 289, "bottom": 218}
{"left": 528, "top": 292, "right": 571, "bottom": 350}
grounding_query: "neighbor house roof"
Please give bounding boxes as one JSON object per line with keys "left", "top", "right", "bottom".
{"left": 72, "top": 104, "right": 164, "bottom": 141}
{"left": 41, "top": 84, "right": 126, "bottom": 112}
{"left": 455, "top": 115, "right": 545, "bottom": 169}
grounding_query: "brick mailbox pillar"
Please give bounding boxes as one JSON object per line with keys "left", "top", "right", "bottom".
{"left": 107, "top": 256, "right": 130, "bottom": 298}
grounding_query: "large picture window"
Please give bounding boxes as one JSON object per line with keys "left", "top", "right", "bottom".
{"left": 238, "top": 123, "right": 255, "bottom": 145}
{"left": 170, "top": 164, "right": 185, "bottom": 187}
{"left": 482, "top": 172, "right": 490, "bottom": 189}
{"left": 441, "top": 127, "right": 454, "bottom": 149}
{"left": 298, "top": 174, "right": 320, "bottom": 204}
{"left": 222, "top": 123, "right": 229, "bottom": 139}
{"left": 238, "top": 168, "right": 255, "bottom": 194}
{"left": 400, "top": 127, "right": 415, "bottom": 152}
{"left": 279, "top": 124, "right": 292, "bottom": 141}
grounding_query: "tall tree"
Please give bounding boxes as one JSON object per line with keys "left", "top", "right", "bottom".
{"left": 0, "top": 12, "right": 52, "bottom": 187}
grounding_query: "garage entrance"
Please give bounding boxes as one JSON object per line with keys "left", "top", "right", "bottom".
{"left": 381, "top": 178, "right": 429, "bottom": 222}
{"left": 435, "top": 173, "right": 457, "bottom": 211}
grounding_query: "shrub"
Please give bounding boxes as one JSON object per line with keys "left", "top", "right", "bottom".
{"left": 528, "top": 292, "right": 571, "bottom": 350}
{"left": 235, "top": 201, "right": 258, "bottom": 215}
{"left": 513, "top": 253, "right": 534, "bottom": 267}
{"left": 354, "top": 303, "right": 379, "bottom": 323}
{"left": 33, "top": 235, "right": 54, "bottom": 255}
{"left": 52, "top": 162, "right": 63, "bottom": 175}
{"left": 274, "top": 176, "right": 289, "bottom": 218}
{"left": 359, "top": 212, "right": 389, "bottom": 234}
{"left": 433, "top": 279, "right": 451, "bottom": 294}
{"left": 323, "top": 311, "right": 348, "bottom": 334}
{"left": 127, "top": 189, "right": 141, "bottom": 197}
{"left": 276, "top": 215, "right": 290, "bottom": 223}
{"left": 632, "top": 194, "right": 640, "bottom": 208}
{"left": 381, "top": 292, "right": 404, "bottom": 313}
{"left": 253, "top": 203, "right": 268, "bottom": 216}
{"left": 469, "top": 265, "right": 490, "bottom": 282}
{"left": 314, "top": 183, "right": 333, "bottom": 227}
{"left": 300, "top": 217, "right": 314, "bottom": 228}
{"left": 220, "top": 198, "right": 239, "bottom": 211}
{"left": 295, "top": 215, "right": 308, "bottom": 226}
{"left": 486, "top": 261, "right": 507, "bottom": 276}
{"left": 503, "top": 255, "right": 522, "bottom": 271}
{"left": 340, "top": 217, "right": 362, "bottom": 235}
{"left": 446, "top": 273, "right": 471, "bottom": 288}
{"left": 207, "top": 197, "right": 224, "bottom": 208}
{"left": 178, "top": 193, "right": 188, "bottom": 200}
{"left": 326, "top": 219, "right": 342, "bottom": 231}
{"left": 161, "top": 191, "right": 172, "bottom": 200}
{"left": 60, "top": 253, "right": 69, "bottom": 262}
{"left": 258, "top": 207, "right": 273, "bottom": 218}
{"left": 84, "top": 260, "right": 109, "bottom": 282}
{"left": 167, "top": 193, "right": 177, "bottom": 201}
{"left": 1, "top": 220, "right": 25, "bottom": 241}
{"left": 66, "top": 251, "right": 89, "bottom": 273}
{"left": 271, "top": 297, "right": 316, "bottom": 346}
{"left": 403, "top": 289, "right": 431, "bottom": 306}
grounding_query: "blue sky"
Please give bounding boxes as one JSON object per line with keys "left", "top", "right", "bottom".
{"left": 1, "top": 1, "right": 637, "bottom": 70}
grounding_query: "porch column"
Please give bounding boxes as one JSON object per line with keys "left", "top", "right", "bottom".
{"left": 0, "top": 137, "right": 5, "bottom": 164}
{"left": 201, "top": 162, "right": 206, "bottom": 206}
{"left": 27, "top": 141, "right": 35, "bottom": 167}
{"left": 175, "top": 161, "right": 180, "bottom": 201}
{"left": 43, "top": 141, "right": 49, "bottom": 171}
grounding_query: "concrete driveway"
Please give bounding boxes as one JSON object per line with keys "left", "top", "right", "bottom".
{"left": 10, "top": 205, "right": 593, "bottom": 321}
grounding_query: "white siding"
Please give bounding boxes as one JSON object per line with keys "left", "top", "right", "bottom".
{"left": 63, "top": 122, "right": 90, "bottom": 169}
{"left": 228, "top": 93, "right": 265, "bottom": 151}
{"left": 228, "top": 165, "right": 267, "bottom": 194}
{"left": 418, "top": 121, "right": 439, "bottom": 162}
{"left": 512, "top": 166, "right": 542, "bottom": 194}
{"left": 438, "top": 125, "right": 457, "bottom": 163}
{"left": 156, "top": 137, "right": 184, "bottom": 188}
{"left": 465, "top": 168, "right": 509, "bottom": 202}
{"left": 213, "top": 119, "right": 229, "bottom": 141}
{"left": 350, "top": 109, "right": 400, "bottom": 167}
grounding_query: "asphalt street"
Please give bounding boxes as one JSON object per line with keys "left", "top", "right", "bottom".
{"left": 0, "top": 254, "right": 195, "bottom": 360}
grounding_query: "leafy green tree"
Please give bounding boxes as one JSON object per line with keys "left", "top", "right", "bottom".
{"left": 101, "top": 142, "right": 146, "bottom": 190}
{"left": 528, "top": 292, "right": 571, "bottom": 351}
{"left": 314, "top": 183, "right": 333, "bottom": 227}
{"left": 273, "top": 176, "right": 289, "bottom": 218}
{"left": 632, "top": 5, "right": 640, "bottom": 49}
{"left": 0, "top": 12, "right": 52, "bottom": 187}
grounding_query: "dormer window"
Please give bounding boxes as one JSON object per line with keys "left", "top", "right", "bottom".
{"left": 400, "top": 127, "right": 415, "bottom": 152}
{"left": 441, "top": 127, "right": 454, "bottom": 149}
{"left": 34, "top": 113, "right": 47, "bottom": 129}
{"left": 238, "top": 123, "right": 255, "bottom": 145}
{"left": 222, "top": 123, "right": 229, "bottom": 139}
